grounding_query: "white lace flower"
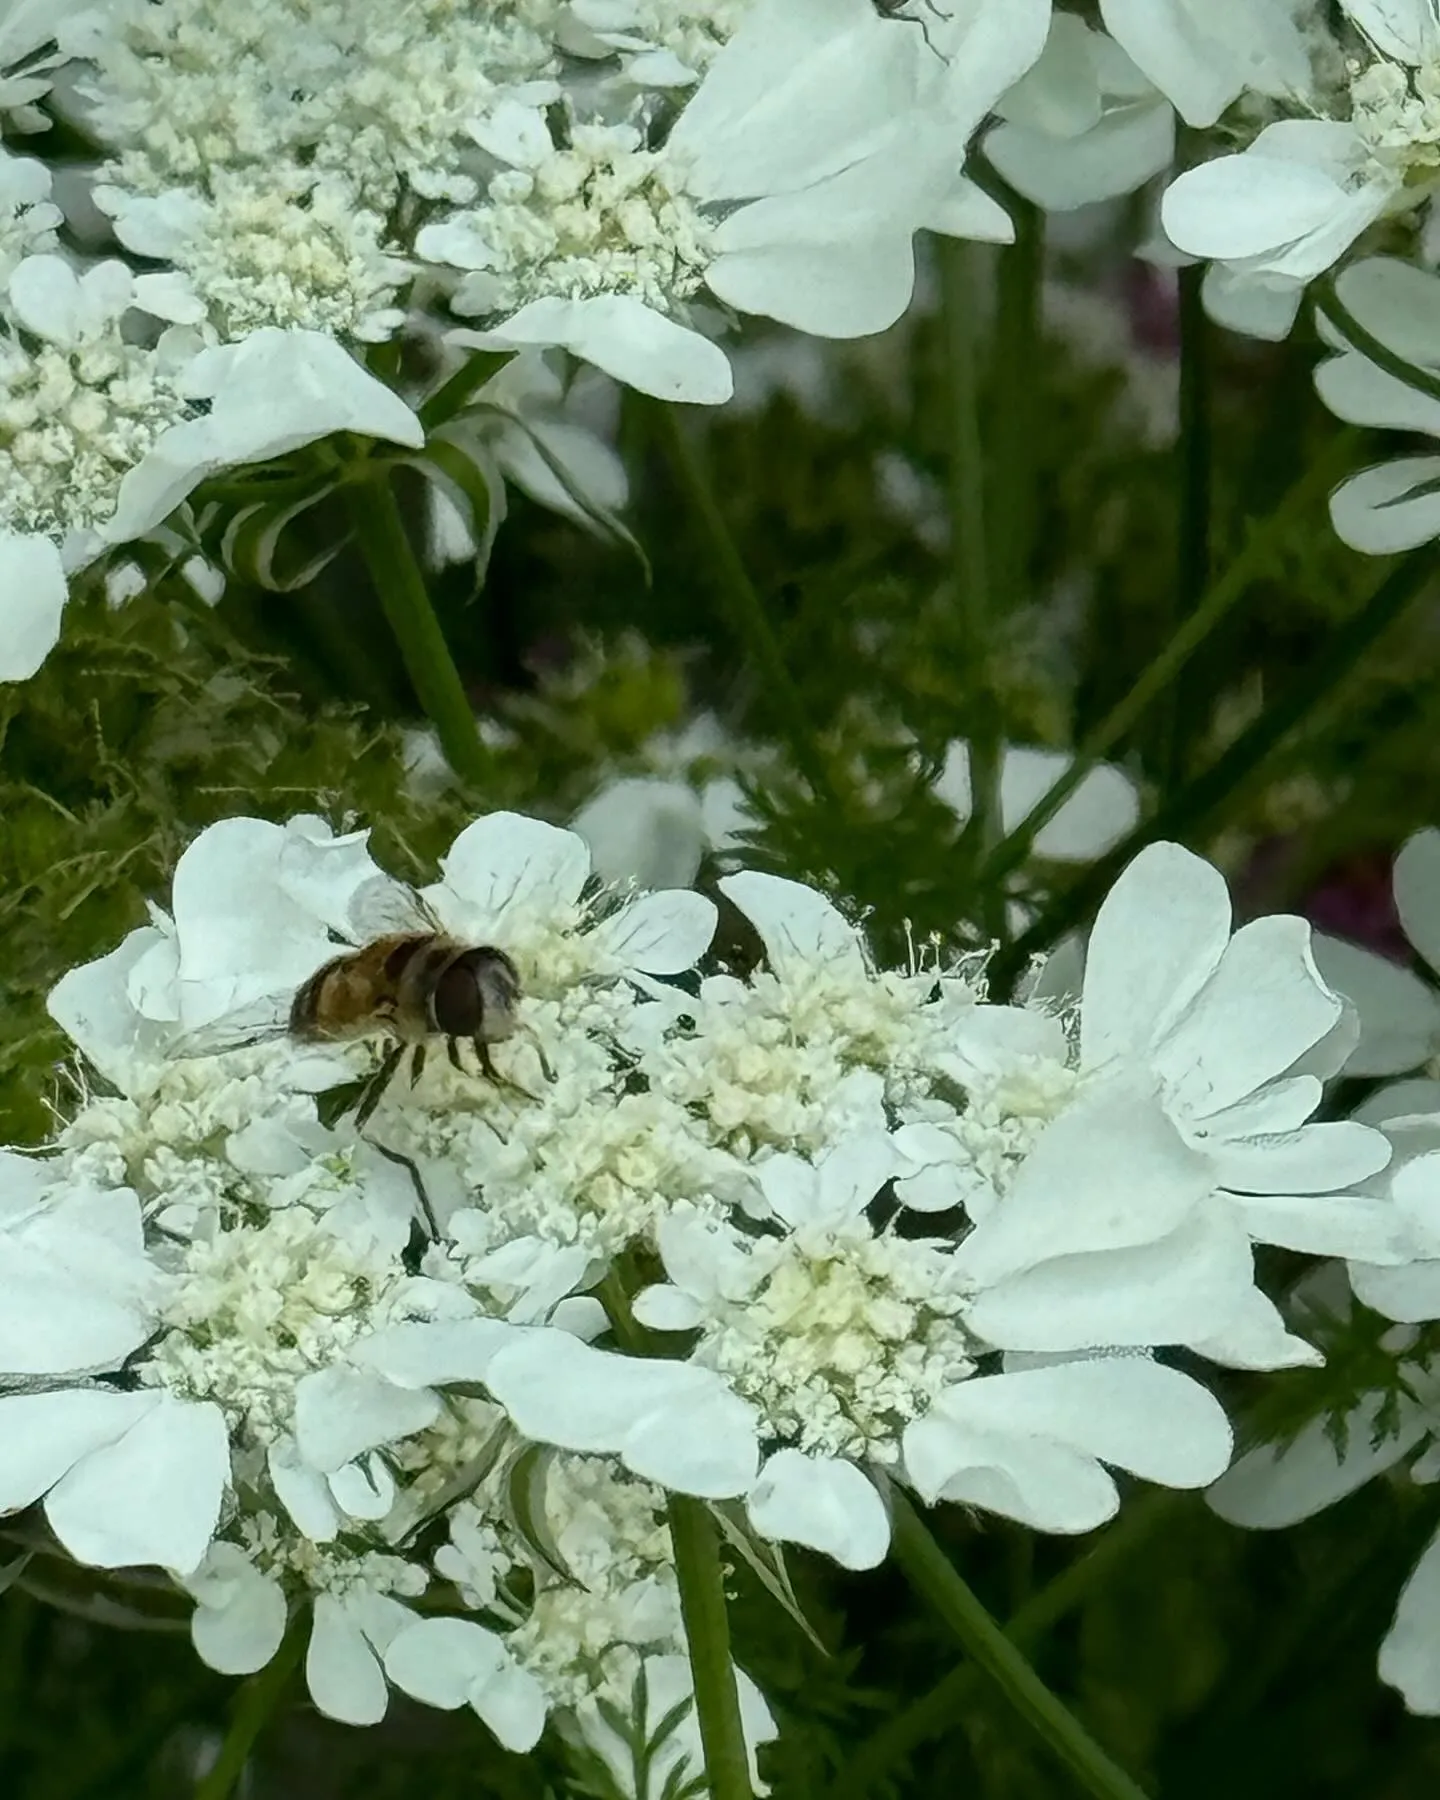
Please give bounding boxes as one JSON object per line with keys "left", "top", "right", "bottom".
{"left": 80, "top": 0, "right": 561, "bottom": 341}
{"left": 431, "top": 0, "right": 1047, "bottom": 403}
{"left": 896, "top": 842, "right": 1397, "bottom": 1368}
{"left": 562, "top": 0, "right": 754, "bottom": 88}
{"left": 1098, "top": 0, "right": 1311, "bottom": 129}
{"left": 1160, "top": 3, "right": 1440, "bottom": 288}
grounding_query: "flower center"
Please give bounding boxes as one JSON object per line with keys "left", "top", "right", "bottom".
{"left": 1351, "top": 55, "right": 1440, "bottom": 181}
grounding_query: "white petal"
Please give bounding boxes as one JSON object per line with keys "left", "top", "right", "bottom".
{"left": 268, "top": 1437, "right": 339, "bottom": 1542}
{"left": 905, "top": 1413, "right": 1122, "bottom": 1529}
{"left": 747, "top": 1449, "right": 890, "bottom": 1569}
{"left": 1080, "top": 842, "right": 1231, "bottom": 1068}
{"left": 955, "top": 1081, "right": 1212, "bottom": 1283}
{"left": 190, "top": 1548, "right": 288, "bottom": 1676}
{"left": 1233, "top": 1189, "right": 1406, "bottom": 1262}
{"left": 1209, "top": 1121, "right": 1391, "bottom": 1196}
{"left": 1315, "top": 349, "right": 1440, "bottom": 436}
{"left": 1187, "top": 1285, "right": 1323, "bottom": 1370}
{"left": 1100, "top": 0, "right": 1237, "bottom": 125}
{"left": 1333, "top": 256, "right": 1440, "bottom": 368}
{"left": 1349, "top": 1256, "right": 1440, "bottom": 1322}
{"left": 572, "top": 778, "right": 706, "bottom": 890}
{"left": 1156, "top": 916, "right": 1341, "bottom": 1118}
{"left": 964, "top": 1206, "right": 1256, "bottom": 1351}
{"left": 1161, "top": 125, "right": 1363, "bottom": 261}
{"left": 349, "top": 1319, "right": 513, "bottom": 1388}
{"left": 46, "top": 1394, "right": 229, "bottom": 1574}
{"left": 328, "top": 1454, "right": 395, "bottom": 1522}
{"left": 307, "top": 1595, "right": 390, "bottom": 1726}
{"left": 1209, "top": 1392, "right": 1423, "bottom": 1527}
{"left": 103, "top": 330, "right": 425, "bottom": 544}
{"left": 1343, "top": 0, "right": 1440, "bottom": 63}
{"left": 484, "top": 1332, "right": 759, "bottom": 1497}
{"left": 989, "top": 102, "right": 1175, "bottom": 213}
{"left": 0, "top": 529, "right": 66, "bottom": 679}
{"left": 46, "top": 926, "right": 169, "bottom": 1083}
{"left": 0, "top": 1388, "right": 155, "bottom": 1513}
{"left": 1396, "top": 829, "right": 1440, "bottom": 978}
{"left": 632, "top": 1284, "right": 706, "bottom": 1332}
{"left": 438, "top": 812, "right": 589, "bottom": 924}
{"left": 1329, "top": 458, "right": 1440, "bottom": 554}
{"left": 588, "top": 890, "right": 718, "bottom": 974}
{"left": 452, "top": 297, "right": 733, "bottom": 405}
{"left": 719, "top": 870, "right": 866, "bottom": 978}
{"left": 385, "top": 1618, "right": 548, "bottom": 1750}
{"left": 1311, "top": 933, "right": 1440, "bottom": 1076}
{"left": 920, "top": 1358, "right": 1233, "bottom": 1498}
{"left": 293, "top": 1368, "right": 441, "bottom": 1473}
{"left": 1380, "top": 1527, "right": 1440, "bottom": 1713}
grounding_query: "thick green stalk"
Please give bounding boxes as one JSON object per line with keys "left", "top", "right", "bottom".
{"left": 889, "top": 1492, "right": 1153, "bottom": 1800}
{"left": 195, "top": 1620, "right": 304, "bottom": 1800}
{"left": 650, "top": 401, "right": 834, "bottom": 804}
{"left": 992, "top": 544, "right": 1436, "bottom": 985}
{"left": 974, "top": 427, "right": 1360, "bottom": 899}
{"left": 941, "top": 237, "right": 1006, "bottom": 943}
{"left": 989, "top": 193, "right": 1044, "bottom": 616}
{"left": 668, "top": 1495, "right": 754, "bottom": 1800}
{"left": 829, "top": 1492, "right": 1180, "bottom": 1800}
{"left": 344, "top": 474, "right": 492, "bottom": 785}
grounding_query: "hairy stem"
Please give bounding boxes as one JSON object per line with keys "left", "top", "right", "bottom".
{"left": 344, "top": 474, "right": 492, "bottom": 785}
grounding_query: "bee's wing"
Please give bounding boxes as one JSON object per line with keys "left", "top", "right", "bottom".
{"left": 345, "top": 874, "right": 437, "bottom": 939}
{"left": 167, "top": 992, "right": 294, "bottom": 1060}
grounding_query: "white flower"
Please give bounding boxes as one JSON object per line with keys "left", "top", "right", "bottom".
{"left": 385, "top": 1617, "right": 548, "bottom": 1748}
{"left": 897, "top": 842, "right": 1396, "bottom": 1368}
{"left": 1309, "top": 258, "right": 1440, "bottom": 552}
{"left": 0, "top": 256, "right": 424, "bottom": 681}
{"left": 430, "top": 0, "right": 1046, "bottom": 403}
{"left": 81, "top": 0, "right": 560, "bottom": 340}
{"left": 1160, "top": 3, "right": 1440, "bottom": 289}
{"left": 561, "top": 0, "right": 754, "bottom": 87}
{"left": 634, "top": 1134, "right": 970, "bottom": 1567}
{"left": 0, "top": 0, "right": 99, "bottom": 125}
{"left": 987, "top": 17, "right": 1175, "bottom": 212}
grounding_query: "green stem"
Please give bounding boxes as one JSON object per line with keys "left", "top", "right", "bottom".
{"left": 990, "top": 192, "right": 1044, "bottom": 617}
{"left": 991, "top": 545, "right": 1436, "bottom": 985}
{"left": 1163, "top": 261, "right": 1212, "bottom": 784}
{"left": 941, "top": 236, "right": 1006, "bottom": 943}
{"left": 344, "top": 474, "right": 492, "bottom": 785}
{"left": 667, "top": 1495, "right": 754, "bottom": 1800}
{"left": 194, "top": 1618, "right": 304, "bottom": 1800}
{"left": 829, "top": 1492, "right": 1180, "bottom": 1800}
{"left": 974, "top": 427, "right": 1360, "bottom": 901}
{"left": 649, "top": 401, "right": 835, "bottom": 804}
{"left": 888, "top": 1492, "right": 1152, "bottom": 1800}
{"left": 419, "top": 347, "right": 514, "bottom": 430}
{"left": 1316, "top": 275, "right": 1440, "bottom": 407}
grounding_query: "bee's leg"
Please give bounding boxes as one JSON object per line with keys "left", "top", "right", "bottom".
{"left": 370, "top": 1140, "right": 439, "bottom": 1240}
{"left": 409, "top": 1041, "right": 427, "bottom": 1088}
{"left": 474, "top": 1036, "right": 540, "bottom": 1102}
{"left": 355, "top": 1043, "right": 407, "bottom": 1133}
{"left": 446, "top": 1037, "right": 467, "bottom": 1075}
{"left": 519, "top": 1022, "right": 556, "bottom": 1083}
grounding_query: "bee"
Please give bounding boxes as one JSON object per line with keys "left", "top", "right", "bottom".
{"left": 173, "top": 879, "right": 531, "bottom": 1131}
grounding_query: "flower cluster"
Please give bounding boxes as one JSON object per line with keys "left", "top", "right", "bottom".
{"left": 3, "top": 802, "right": 1409, "bottom": 1772}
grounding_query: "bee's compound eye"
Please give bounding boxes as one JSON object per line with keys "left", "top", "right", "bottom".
{"left": 432, "top": 962, "right": 485, "bottom": 1037}
{"left": 433, "top": 947, "right": 520, "bottom": 1041}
